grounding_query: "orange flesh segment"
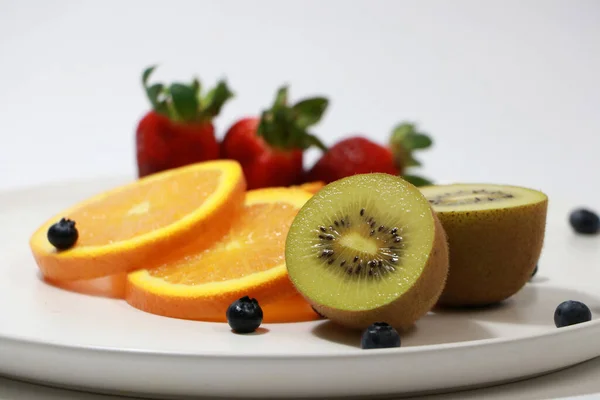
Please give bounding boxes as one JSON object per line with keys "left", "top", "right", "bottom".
{"left": 71, "top": 169, "right": 220, "bottom": 246}
{"left": 149, "top": 202, "right": 298, "bottom": 284}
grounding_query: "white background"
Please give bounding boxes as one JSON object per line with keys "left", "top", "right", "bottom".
{"left": 1, "top": 0, "right": 599, "bottom": 205}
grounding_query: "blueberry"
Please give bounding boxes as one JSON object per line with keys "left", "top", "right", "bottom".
{"left": 47, "top": 218, "right": 78, "bottom": 250}
{"left": 554, "top": 300, "right": 592, "bottom": 328}
{"left": 360, "top": 322, "right": 401, "bottom": 349}
{"left": 569, "top": 209, "right": 600, "bottom": 234}
{"left": 531, "top": 264, "right": 538, "bottom": 279}
{"left": 226, "top": 296, "right": 263, "bottom": 333}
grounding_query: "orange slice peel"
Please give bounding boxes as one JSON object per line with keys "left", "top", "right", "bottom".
{"left": 261, "top": 292, "right": 322, "bottom": 323}
{"left": 43, "top": 273, "right": 128, "bottom": 299}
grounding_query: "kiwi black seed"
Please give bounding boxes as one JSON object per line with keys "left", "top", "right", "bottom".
{"left": 311, "top": 208, "right": 405, "bottom": 278}
{"left": 285, "top": 173, "right": 450, "bottom": 331}
{"left": 427, "top": 189, "right": 515, "bottom": 207}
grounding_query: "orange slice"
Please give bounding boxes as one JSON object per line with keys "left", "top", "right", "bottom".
{"left": 43, "top": 273, "right": 128, "bottom": 299}
{"left": 261, "top": 292, "right": 321, "bottom": 323}
{"left": 126, "top": 188, "right": 312, "bottom": 322}
{"left": 292, "top": 181, "right": 325, "bottom": 194}
{"left": 44, "top": 273, "right": 321, "bottom": 322}
{"left": 30, "top": 160, "right": 246, "bottom": 282}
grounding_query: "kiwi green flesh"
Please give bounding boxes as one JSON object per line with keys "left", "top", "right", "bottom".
{"left": 285, "top": 173, "right": 436, "bottom": 312}
{"left": 420, "top": 183, "right": 548, "bottom": 211}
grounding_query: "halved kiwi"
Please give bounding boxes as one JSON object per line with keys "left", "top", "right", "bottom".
{"left": 420, "top": 183, "right": 548, "bottom": 307}
{"left": 285, "top": 173, "right": 449, "bottom": 331}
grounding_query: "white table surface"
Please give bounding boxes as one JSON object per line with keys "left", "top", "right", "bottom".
{"left": 1, "top": 0, "right": 600, "bottom": 399}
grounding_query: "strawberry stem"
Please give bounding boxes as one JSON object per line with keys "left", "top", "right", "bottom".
{"left": 389, "top": 122, "right": 433, "bottom": 169}
{"left": 202, "top": 81, "right": 234, "bottom": 118}
{"left": 256, "top": 86, "right": 329, "bottom": 152}
{"left": 389, "top": 122, "right": 434, "bottom": 185}
{"left": 141, "top": 65, "right": 234, "bottom": 123}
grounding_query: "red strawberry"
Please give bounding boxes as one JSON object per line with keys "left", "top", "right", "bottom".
{"left": 306, "top": 123, "right": 434, "bottom": 186}
{"left": 221, "top": 87, "right": 329, "bottom": 189}
{"left": 136, "top": 66, "right": 234, "bottom": 177}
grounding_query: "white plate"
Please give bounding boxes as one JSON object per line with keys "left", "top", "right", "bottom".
{"left": 0, "top": 178, "right": 599, "bottom": 399}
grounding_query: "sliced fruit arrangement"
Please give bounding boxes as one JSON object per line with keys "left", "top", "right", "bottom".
{"left": 285, "top": 173, "right": 449, "bottom": 331}
{"left": 305, "top": 122, "right": 434, "bottom": 187}
{"left": 221, "top": 86, "right": 329, "bottom": 189}
{"left": 136, "top": 66, "right": 234, "bottom": 177}
{"left": 30, "top": 160, "right": 246, "bottom": 281}
{"left": 125, "top": 187, "right": 317, "bottom": 322}
{"left": 30, "top": 158, "right": 593, "bottom": 337}
{"left": 29, "top": 63, "right": 598, "bottom": 340}
{"left": 419, "top": 183, "right": 548, "bottom": 307}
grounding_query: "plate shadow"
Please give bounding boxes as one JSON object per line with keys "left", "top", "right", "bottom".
{"left": 310, "top": 317, "right": 497, "bottom": 348}
{"left": 311, "top": 321, "right": 362, "bottom": 348}
{"left": 434, "top": 285, "right": 600, "bottom": 326}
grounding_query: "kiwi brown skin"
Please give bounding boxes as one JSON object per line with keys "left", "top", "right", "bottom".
{"left": 310, "top": 210, "right": 450, "bottom": 332}
{"left": 433, "top": 196, "right": 548, "bottom": 307}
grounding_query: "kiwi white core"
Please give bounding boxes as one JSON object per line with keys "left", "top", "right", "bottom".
{"left": 420, "top": 183, "right": 547, "bottom": 211}
{"left": 339, "top": 232, "right": 378, "bottom": 255}
{"left": 285, "top": 173, "right": 436, "bottom": 312}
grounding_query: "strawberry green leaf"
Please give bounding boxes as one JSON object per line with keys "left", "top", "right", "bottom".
{"left": 391, "top": 123, "right": 432, "bottom": 149}
{"left": 287, "top": 124, "right": 305, "bottom": 149}
{"left": 142, "top": 65, "right": 157, "bottom": 87}
{"left": 192, "top": 78, "right": 201, "bottom": 104}
{"left": 257, "top": 112, "right": 268, "bottom": 139}
{"left": 169, "top": 83, "right": 198, "bottom": 122}
{"left": 139, "top": 66, "right": 236, "bottom": 122}
{"left": 203, "top": 80, "right": 234, "bottom": 118}
{"left": 301, "top": 132, "right": 328, "bottom": 152}
{"left": 293, "top": 98, "right": 328, "bottom": 128}
{"left": 258, "top": 110, "right": 278, "bottom": 146}
{"left": 405, "top": 154, "right": 422, "bottom": 167}
{"left": 391, "top": 122, "right": 416, "bottom": 141}
{"left": 142, "top": 66, "right": 169, "bottom": 115}
{"left": 404, "top": 133, "right": 433, "bottom": 150}
{"left": 270, "top": 108, "right": 289, "bottom": 148}
{"left": 273, "top": 86, "right": 288, "bottom": 108}
{"left": 257, "top": 86, "right": 329, "bottom": 152}
{"left": 146, "top": 84, "right": 168, "bottom": 115}
{"left": 389, "top": 121, "right": 434, "bottom": 172}
{"left": 402, "top": 174, "right": 433, "bottom": 187}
